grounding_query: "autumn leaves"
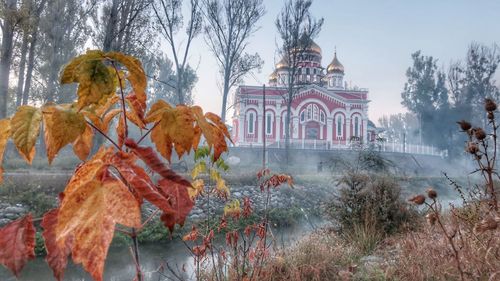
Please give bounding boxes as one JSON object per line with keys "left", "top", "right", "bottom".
{"left": 0, "top": 50, "right": 231, "bottom": 280}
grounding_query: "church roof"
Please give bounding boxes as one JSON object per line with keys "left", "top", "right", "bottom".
{"left": 327, "top": 52, "right": 344, "bottom": 74}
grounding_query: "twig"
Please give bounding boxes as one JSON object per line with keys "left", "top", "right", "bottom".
{"left": 86, "top": 120, "right": 121, "bottom": 150}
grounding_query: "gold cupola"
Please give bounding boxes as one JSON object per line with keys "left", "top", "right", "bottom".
{"left": 268, "top": 70, "right": 278, "bottom": 82}
{"left": 276, "top": 57, "right": 289, "bottom": 70}
{"left": 327, "top": 52, "right": 344, "bottom": 74}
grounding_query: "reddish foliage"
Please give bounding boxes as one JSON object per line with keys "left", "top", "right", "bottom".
{"left": 125, "top": 138, "right": 191, "bottom": 187}
{"left": 157, "top": 178, "right": 194, "bottom": 232}
{"left": 243, "top": 197, "right": 253, "bottom": 218}
{"left": 41, "top": 209, "right": 72, "bottom": 281}
{"left": 0, "top": 214, "right": 35, "bottom": 277}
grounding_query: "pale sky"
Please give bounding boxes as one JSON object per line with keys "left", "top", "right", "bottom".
{"left": 170, "top": 0, "right": 500, "bottom": 125}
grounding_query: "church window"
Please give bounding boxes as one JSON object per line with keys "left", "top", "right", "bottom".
{"left": 266, "top": 113, "right": 273, "bottom": 135}
{"left": 306, "top": 68, "right": 310, "bottom": 75}
{"left": 300, "top": 111, "right": 305, "bottom": 122}
{"left": 313, "top": 104, "right": 318, "bottom": 120}
{"left": 307, "top": 105, "right": 312, "bottom": 119}
{"left": 354, "top": 117, "right": 359, "bottom": 137}
{"left": 320, "top": 111, "right": 325, "bottom": 123}
{"left": 337, "top": 115, "right": 343, "bottom": 136}
{"left": 248, "top": 112, "right": 255, "bottom": 134}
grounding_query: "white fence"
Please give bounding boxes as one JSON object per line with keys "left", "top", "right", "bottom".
{"left": 237, "top": 139, "right": 446, "bottom": 157}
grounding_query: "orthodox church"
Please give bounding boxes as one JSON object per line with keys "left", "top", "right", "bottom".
{"left": 231, "top": 37, "right": 377, "bottom": 149}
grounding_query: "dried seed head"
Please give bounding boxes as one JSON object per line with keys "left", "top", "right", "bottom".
{"left": 408, "top": 194, "right": 426, "bottom": 205}
{"left": 426, "top": 188, "right": 438, "bottom": 199}
{"left": 426, "top": 213, "right": 438, "bottom": 226}
{"left": 456, "top": 120, "right": 472, "bottom": 131}
{"left": 474, "top": 127, "right": 486, "bottom": 140}
{"left": 467, "top": 142, "right": 479, "bottom": 154}
{"left": 488, "top": 112, "right": 495, "bottom": 120}
{"left": 485, "top": 98, "right": 497, "bottom": 112}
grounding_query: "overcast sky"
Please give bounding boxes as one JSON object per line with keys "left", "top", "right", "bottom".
{"left": 178, "top": 0, "right": 500, "bottom": 125}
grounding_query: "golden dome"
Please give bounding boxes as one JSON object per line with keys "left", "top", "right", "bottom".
{"left": 309, "top": 40, "right": 322, "bottom": 54}
{"left": 276, "top": 57, "right": 289, "bottom": 69}
{"left": 269, "top": 70, "right": 277, "bottom": 81}
{"left": 297, "top": 32, "right": 322, "bottom": 54}
{"left": 327, "top": 52, "right": 344, "bottom": 74}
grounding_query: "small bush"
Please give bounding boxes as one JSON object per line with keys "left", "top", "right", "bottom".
{"left": 325, "top": 172, "right": 418, "bottom": 235}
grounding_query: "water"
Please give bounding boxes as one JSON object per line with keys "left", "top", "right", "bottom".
{"left": 0, "top": 219, "right": 323, "bottom": 281}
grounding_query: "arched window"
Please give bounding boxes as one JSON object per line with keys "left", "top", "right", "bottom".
{"left": 307, "top": 106, "right": 312, "bottom": 119}
{"left": 300, "top": 111, "right": 305, "bottom": 122}
{"left": 354, "top": 117, "right": 359, "bottom": 137}
{"left": 337, "top": 115, "right": 343, "bottom": 136}
{"left": 320, "top": 111, "right": 325, "bottom": 123}
{"left": 266, "top": 112, "right": 273, "bottom": 135}
{"left": 248, "top": 112, "right": 255, "bottom": 134}
{"left": 313, "top": 104, "right": 318, "bottom": 120}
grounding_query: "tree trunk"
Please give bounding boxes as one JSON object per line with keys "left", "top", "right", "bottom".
{"left": 220, "top": 68, "right": 231, "bottom": 123}
{"left": 176, "top": 67, "right": 184, "bottom": 105}
{"left": 22, "top": 0, "right": 47, "bottom": 106}
{"left": 16, "top": 32, "right": 30, "bottom": 107}
{"left": 22, "top": 30, "right": 38, "bottom": 105}
{"left": 103, "top": 0, "right": 120, "bottom": 52}
{"left": 0, "top": 0, "right": 17, "bottom": 118}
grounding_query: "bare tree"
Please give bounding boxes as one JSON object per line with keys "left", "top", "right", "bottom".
{"left": 14, "top": 0, "right": 47, "bottom": 106}
{"left": 203, "top": 0, "right": 265, "bottom": 122}
{"left": 275, "top": 0, "right": 323, "bottom": 164}
{"left": 0, "top": 0, "right": 22, "bottom": 117}
{"left": 153, "top": 0, "right": 202, "bottom": 105}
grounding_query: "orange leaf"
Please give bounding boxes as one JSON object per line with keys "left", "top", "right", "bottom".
{"left": 0, "top": 214, "right": 35, "bottom": 277}
{"left": 150, "top": 122, "right": 172, "bottom": 161}
{"left": 144, "top": 99, "right": 171, "bottom": 123}
{"left": 41, "top": 209, "right": 71, "bottom": 281}
{"left": 191, "top": 106, "right": 228, "bottom": 161}
{"left": 205, "top": 112, "right": 231, "bottom": 140}
{"left": 117, "top": 115, "right": 126, "bottom": 148}
{"left": 125, "top": 93, "right": 146, "bottom": 128}
{"left": 158, "top": 178, "right": 194, "bottom": 233}
{"left": 56, "top": 176, "right": 141, "bottom": 281}
{"left": 73, "top": 124, "right": 94, "bottom": 161}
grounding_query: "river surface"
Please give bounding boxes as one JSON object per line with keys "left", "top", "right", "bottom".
{"left": 0, "top": 219, "right": 324, "bottom": 281}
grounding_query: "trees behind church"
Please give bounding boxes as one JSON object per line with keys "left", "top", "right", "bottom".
{"left": 275, "top": 0, "right": 323, "bottom": 164}
{"left": 401, "top": 43, "right": 500, "bottom": 157}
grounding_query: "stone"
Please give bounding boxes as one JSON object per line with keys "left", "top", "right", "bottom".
{"left": 4, "top": 206, "right": 26, "bottom": 214}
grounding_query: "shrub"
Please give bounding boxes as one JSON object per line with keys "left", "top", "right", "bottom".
{"left": 325, "top": 172, "right": 418, "bottom": 236}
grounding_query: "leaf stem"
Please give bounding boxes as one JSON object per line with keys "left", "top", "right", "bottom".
{"left": 86, "top": 120, "right": 120, "bottom": 150}
{"left": 137, "top": 121, "right": 160, "bottom": 145}
{"left": 112, "top": 62, "right": 129, "bottom": 140}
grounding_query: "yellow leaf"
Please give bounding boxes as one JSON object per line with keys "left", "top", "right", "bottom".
{"left": 224, "top": 199, "right": 240, "bottom": 217}
{"left": 0, "top": 119, "right": 11, "bottom": 183}
{"left": 216, "top": 178, "right": 230, "bottom": 197}
{"left": 188, "top": 179, "right": 204, "bottom": 199}
{"left": 191, "top": 161, "right": 206, "bottom": 179}
{"left": 60, "top": 50, "right": 105, "bottom": 84}
{"left": 43, "top": 104, "right": 86, "bottom": 164}
{"left": 10, "top": 106, "right": 42, "bottom": 164}
{"left": 145, "top": 100, "right": 171, "bottom": 123}
{"left": 161, "top": 105, "right": 195, "bottom": 158}
{"left": 105, "top": 52, "right": 147, "bottom": 106}
{"left": 73, "top": 124, "right": 94, "bottom": 161}
{"left": 75, "top": 60, "right": 115, "bottom": 109}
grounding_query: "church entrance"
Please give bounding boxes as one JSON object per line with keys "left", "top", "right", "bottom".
{"left": 305, "top": 121, "right": 320, "bottom": 140}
